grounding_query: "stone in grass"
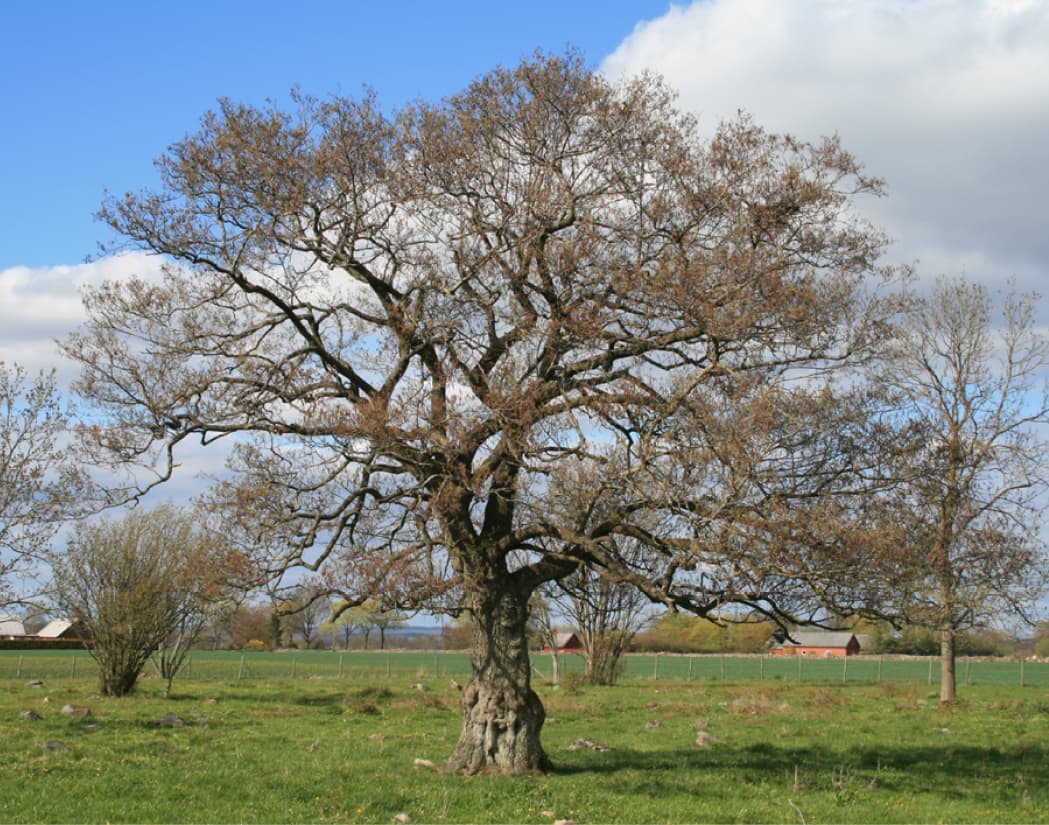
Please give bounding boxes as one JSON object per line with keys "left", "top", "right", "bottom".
{"left": 44, "top": 740, "right": 70, "bottom": 752}
{"left": 20, "top": 710, "right": 42, "bottom": 720}
{"left": 645, "top": 719, "right": 662, "bottom": 729}
{"left": 394, "top": 814, "right": 412, "bottom": 823}
{"left": 61, "top": 704, "right": 92, "bottom": 718}
{"left": 554, "top": 820, "right": 578, "bottom": 825}
{"left": 157, "top": 712, "right": 186, "bottom": 727}
{"left": 567, "top": 738, "right": 611, "bottom": 752}
{"left": 412, "top": 758, "right": 435, "bottom": 769}
{"left": 26, "top": 679, "right": 44, "bottom": 688}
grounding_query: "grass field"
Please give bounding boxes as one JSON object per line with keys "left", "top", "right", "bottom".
{"left": 3, "top": 652, "right": 1049, "bottom": 823}
{"left": 3, "top": 648, "right": 1046, "bottom": 688}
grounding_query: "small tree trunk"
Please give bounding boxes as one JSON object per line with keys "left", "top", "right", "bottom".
{"left": 99, "top": 658, "right": 141, "bottom": 697}
{"left": 940, "top": 626, "right": 957, "bottom": 703}
{"left": 446, "top": 583, "right": 549, "bottom": 775}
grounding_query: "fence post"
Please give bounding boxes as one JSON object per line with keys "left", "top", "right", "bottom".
{"left": 16, "top": 655, "right": 23, "bottom": 679}
{"left": 187, "top": 656, "right": 192, "bottom": 680}
{"left": 386, "top": 654, "right": 391, "bottom": 678}
{"left": 760, "top": 655, "right": 765, "bottom": 681}
{"left": 843, "top": 655, "right": 848, "bottom": 684}
{"left": 238, "top": 655, "right": 245, "bottom": 680}
{"left": 720, "top": 654, "right": 726, "bottom": 681}
{"left": 878, "top": 656, "right": 883, "bottom": 683}
{"left": 71, "top": 656, "right": 77, "bottom": 679}
{"left": 292, "top": 657, "right": 297, "bottom": 679}
{"left": 798, "top": 655, "right": 803, "bottom": 683}
{"left": 654, "top": 654, "right": 660, "bottom": 680}
{"left": 928, "top": 656, "right": 933, "bottom": 686}
{"left": 339, "top": 654, "right": 344, "bottom": 679}
{"left": 688, "top": 657, "right": 694, "bottom": 681}
{"left": 965, "top": 656, "right": 971, "bottom": 686}
{"left": 434, "top": 654, "right": 439, "bottom": 677}
{"left": 1020, "top": 657, "right": 1025, "bottom": 688}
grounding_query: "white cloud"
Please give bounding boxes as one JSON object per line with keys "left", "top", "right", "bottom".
{"left": 0, "top": 252, "right": 165, "bottom": 379}
{"left": 602, "top": 0, "right": 1049, "bottom": 302}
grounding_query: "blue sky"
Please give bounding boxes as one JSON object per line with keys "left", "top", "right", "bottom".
{"left": 1, "top": 0, "right": 1048, "bottom": 514}
{"left": 1, "top": 1, "right": 672, "bottom": 267}
{"left": 1, "top": 0, "right": 1048, "bottom": 614}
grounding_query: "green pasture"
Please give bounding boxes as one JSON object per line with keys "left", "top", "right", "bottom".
{"left": 2, "top": 648, "right": 1046, "bottom": 688}
{"left": 3, "top": 666, "right": 1049, "bottom": 824}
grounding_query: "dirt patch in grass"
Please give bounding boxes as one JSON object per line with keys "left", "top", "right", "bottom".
{"left": 721, "top": 686, "right": 791, "bottom": 716}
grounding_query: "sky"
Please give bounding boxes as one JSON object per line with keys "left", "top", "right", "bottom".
{"left": 1, "top": 0, "right": 1048, "bottom": 506}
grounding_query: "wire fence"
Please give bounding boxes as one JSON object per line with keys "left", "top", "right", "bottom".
{"left": 3, "top": 649, "right": 1047, "bottom": 687}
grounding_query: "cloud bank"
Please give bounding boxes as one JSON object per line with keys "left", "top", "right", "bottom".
{"left": 0, "top": 252, "right": 166, "bottom": 379}
{"left": 602, "top": 0, "right": 1049, "bottom": 297}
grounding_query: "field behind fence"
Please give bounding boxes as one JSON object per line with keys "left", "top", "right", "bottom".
{"left": 2, "top": 648, "right": 1047, "bottom": 687}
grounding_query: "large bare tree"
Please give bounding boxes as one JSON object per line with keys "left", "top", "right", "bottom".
{"left": 872, "top": 277, "right": 1049, "bottom": 702}
{"left": 65, "top": 54, "right": 897, "bottom": 772}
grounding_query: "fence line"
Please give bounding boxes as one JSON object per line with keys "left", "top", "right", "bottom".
{"left": 2, "top": 650, "right": 1046, "bottom": 687}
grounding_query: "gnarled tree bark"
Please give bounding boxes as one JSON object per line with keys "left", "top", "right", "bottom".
{"left": 447, "top": 574, "right": 549, "bottom": 774}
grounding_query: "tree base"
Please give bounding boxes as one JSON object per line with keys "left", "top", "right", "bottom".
{"left": 444, "top": 679, "right": 551, "bottom": 775}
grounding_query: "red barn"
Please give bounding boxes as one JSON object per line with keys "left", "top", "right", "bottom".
{"left": 770, "top": 631, "right": 861, "bottom": 657}
{"left": 543, "top": 632, "right": 583, "bottom": 653}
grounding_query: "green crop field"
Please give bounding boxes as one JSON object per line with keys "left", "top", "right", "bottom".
{"left": 3, "top": 651, "right": 1049, "bottom": 823}
{"left": 2, "top": 648, "right": 1046, "bottom": 688}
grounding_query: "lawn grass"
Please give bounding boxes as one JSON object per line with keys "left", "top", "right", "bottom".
{"left": 3, "top": 668, "right": 1049, "bottom": 823}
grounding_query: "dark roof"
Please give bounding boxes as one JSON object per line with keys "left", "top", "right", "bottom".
{"left": 786, "top": 632, "right": 858, "bottom": 648}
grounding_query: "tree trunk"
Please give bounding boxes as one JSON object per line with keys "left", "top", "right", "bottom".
{"left": 940, "top": 626, "right": 957, "bottom": 703}
{"left": 446, "top": 583, "right": 550, "bottom": 775}
{"left": 98, "top": 659, "right": 141, "bottom": 697}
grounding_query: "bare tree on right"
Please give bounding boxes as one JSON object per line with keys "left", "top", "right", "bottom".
{"left": 876, "top": 277, "right": 1049, "bottom": 702}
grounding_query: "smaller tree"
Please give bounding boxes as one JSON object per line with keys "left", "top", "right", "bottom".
{"left": 440, "top": 617, "right": 474, "bottom": 651}
{"left": 1033, "top": 622, "right": 1049, "bottom": 659}
{"left": 51, "top": 505, "right": 222, "bottom": 697}
{"left": 548, "top": 555, "right": 651, "bottom": 686}
{"left": 529, "top": 594, "right": 563, "bottom": 687}
{"left": 321, "top": 600, "right": 364, "bottom": 650}
{"left": 369, "top": 606, "right": 409, "bottom": 650}
{"left": 1, "top": 364, "right": 82, "bottom": 604}
{"left": 227, "top": 602, "right": 273, "bottom": 649}
{"left": 874, "top": 278, "right": 1049, "bottom": 701}
{"left": 279, "top": 585, "right": 328, "bottom": 648}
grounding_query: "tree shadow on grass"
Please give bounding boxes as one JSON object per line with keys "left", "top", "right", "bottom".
{"left": 549, "top": 740, "right": 1049, "bottom": 807}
